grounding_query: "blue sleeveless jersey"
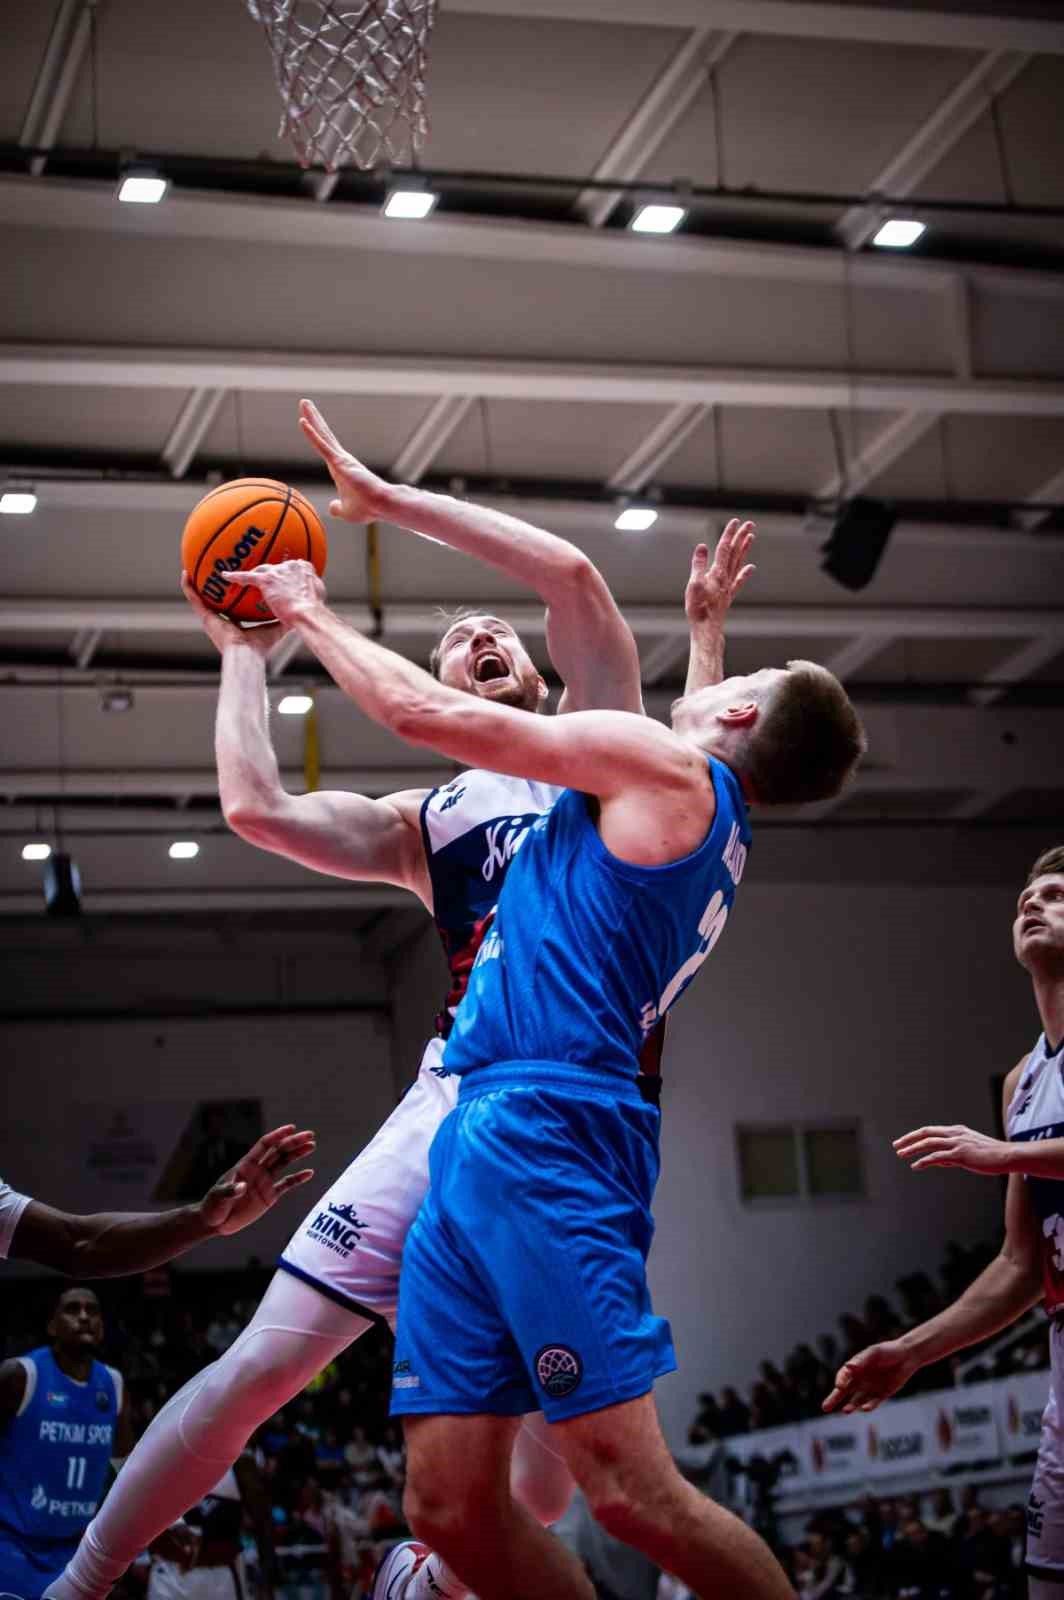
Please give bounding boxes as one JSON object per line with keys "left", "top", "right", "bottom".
{"left": 0, "top": 1347, "right": 119, "bottom": 1551}
{"left": 444, "top": 756, "right": 750, "bottom": 1082}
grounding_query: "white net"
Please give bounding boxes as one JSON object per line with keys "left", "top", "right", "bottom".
{"left": 247, "top": 0, "right": 438, "bottom": 172}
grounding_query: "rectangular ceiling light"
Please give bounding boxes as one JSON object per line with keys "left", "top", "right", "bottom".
{"left": 1, "top": 491, "right": 37, "bottom": 514}
{"left": 117, "top": 172, "right": 169, "bottom": 204}
{"left": 22, "top": 842, "right": 52, "bottom": 861}
{"left": 871, "top": 218, "right": 926, "bottom": 249}
{"left": 630, "top": 204, "right": 686, "bottom": 235}
{"left": 278, "top": 694, "right": 314, "bottom": 715}
{"left": 614, "top": 507, "right": 659, "bottom": 532}
{"left": 384, "top": 188, "right": 438, "bottom": 220}
{"left": 168, "top": 840, "right": 200, "bottom": 860}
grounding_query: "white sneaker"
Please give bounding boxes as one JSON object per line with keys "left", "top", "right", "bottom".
{"left": 371, "top": 1540, "right": 432, "bottom": 1600}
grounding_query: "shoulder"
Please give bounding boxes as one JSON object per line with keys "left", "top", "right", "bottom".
{"left": 0, "top": 1355, "right": 32, "bottom": 1420}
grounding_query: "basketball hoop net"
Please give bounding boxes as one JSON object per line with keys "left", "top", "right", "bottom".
{"left": 247, "top": 0, "right": 438, "bottom": 172}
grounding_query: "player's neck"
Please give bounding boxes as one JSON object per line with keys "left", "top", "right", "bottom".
{"left": 52, "top": 1344, "right": 94, "bottom": 1383}
{"left": 1032, "top": 966, "right": 1064, "bottom": 1053}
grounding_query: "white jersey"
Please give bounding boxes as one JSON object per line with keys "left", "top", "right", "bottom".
{"left": 1006, "top": 1032, "right": 1064, "bottom": 1314}
{"left": 280, "top": 768, "right": 563, "bottom": 1323}
{"left": 1007, "top": 1032, "right": 1064, "bottom": 1579}
{"left": 0, "top": 1178, "right": 30, "bottom": 1259}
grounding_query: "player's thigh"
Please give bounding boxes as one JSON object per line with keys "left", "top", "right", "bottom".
{"left": 548, "top": 1390, "right": 680, "bottom": 1508}
{"left": 403, "top": 1413, "right": 523, "bottom": 1523}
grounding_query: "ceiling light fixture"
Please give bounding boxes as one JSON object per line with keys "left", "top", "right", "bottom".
{"left": 22, "top": 842, "right": 52, "bottom": 862}
{"left": 278, "top": 694, "right": 314, "bottom": 715}
{"left": 871, "top": 218, "right": 926, "bottom": 249}
{"left": 630, "top": 204, "right": 686, "bottom": 235}
{"left": 117, "top": 165, "right": 170, "bottom": 205}
{"left": 383, "top": 187, "right": 438, "bottom": 220}
{"left": 1, "top": 490, "right": 37, "bottom": 514}
{"left": 614, "top": 507, "right": 659, "bottom": 532}
{"left": 101, "top": 688, "right": 135, "bottom": 714}
{"left": 168, "top": 841, "right": 200, "bottom": 860}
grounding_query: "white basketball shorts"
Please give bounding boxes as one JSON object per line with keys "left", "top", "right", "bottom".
{"left": 148, "top": 1555, "right": 246, "bottom": 1600}
{"left": 278, "top": 1036, "right": 458, "bottom": 1329}
{"left": 1027, "top": 1319, "right": 1064, "bottom": 1581}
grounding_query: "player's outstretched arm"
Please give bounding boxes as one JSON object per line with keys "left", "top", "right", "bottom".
{"left": 184, "top": 576, "right": 431, "bottom": 904}
{"left": 8, "top": 1125, "right": 316, "bottom": 1278}
{"left": 893, "top": 1054, "right": 1064, "bottom": 1176}
{"left": 299, "top": 398, "right": 643, "bottom": 714}
{"left": 824, "top": 1062, "right": 1042, "bottom": 1415}
{"left": 681, "top": 520, "right": 757, "bottom": 697}
{"left": 225, "top": 561, "right": 698, "bottom": 806}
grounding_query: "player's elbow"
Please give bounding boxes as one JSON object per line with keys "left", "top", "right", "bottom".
{"left": 223, "top": 796, "right": 283, "bottom": 845}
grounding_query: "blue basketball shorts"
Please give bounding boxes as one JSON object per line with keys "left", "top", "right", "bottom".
{"left": 390, "top": 1060, "right": 676, "bottom": 1423}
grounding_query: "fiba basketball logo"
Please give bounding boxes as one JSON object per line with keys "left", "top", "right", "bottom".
{"left": 535, "top": 1345, "right": 583, "bottom": 1399}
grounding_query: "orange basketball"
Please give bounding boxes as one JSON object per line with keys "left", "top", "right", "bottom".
{"left": 181, "top": 477, "right": 327, "bottom": 622}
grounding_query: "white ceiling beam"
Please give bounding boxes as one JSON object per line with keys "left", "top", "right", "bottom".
{"left": 608, "top": 403, "right": 709, "bottom": 493}
{"left": 639, "top": 636, "right": 690, "bottom": 687}
{"left": 969, "top": 633, "right": 1064, "bottom": 707}
{"left": 823, "top": 635, "right": 887, "bottom": 684}
{"left": 0, "top": 886, "right": 412, "bottom": 914}
{"left": 0, "top": 765, "right": 451, "bottom": 799}
{"left": 161, "top": 386, "right": 228, "bottom": 479}
{"left": 577, "top": 30, "right": 737, "bottom": 228}
{"left": 18, "top": 0, "right": 95, "bottom": 177}
{"left": 390, "top": 395, "right": 476, "bottom": 484}
{"left": 8, "top": 177, "right": 1064, "bottom": 303}
{"left": 815, "top": 410, "right": 941, "bottom": 502}
{"left": 836, "top": 50, "right": 1031, "bottom": 251}
{"left": 12, "top": 480, "right": 1046, "bottom": 556}
{"left": 443, "top": 1, "right": 1064, "bottom": 54}
{"left": 5, "top": 344, "right": 1064, "bottom": 417}
{"left": 2, "top": 597, "right": 1060, "bottom": 644}
{"left": 1014, "top": 465, "right": 1064, "bottom": 533}
{"left": 69, "top": 627, "right": 102, "bottom": 671}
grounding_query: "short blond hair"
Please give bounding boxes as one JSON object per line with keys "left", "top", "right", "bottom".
{"left": 742, "top": 660, "right": 866, "bottom": 806}
{"left": 1026, "top": 845, "right": 1064, "bottom": 888}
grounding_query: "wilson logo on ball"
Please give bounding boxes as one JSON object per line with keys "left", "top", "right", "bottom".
{"left": 201, "top": 526, "right": 267, "bottom": 603}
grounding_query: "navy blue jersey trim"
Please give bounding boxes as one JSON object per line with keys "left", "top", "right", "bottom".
{"left": 276, "top": 1259, "right": 390, "bottom": 1328}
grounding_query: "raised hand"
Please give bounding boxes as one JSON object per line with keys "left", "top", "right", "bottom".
{"left": 684, "top": 519, "right": 756, "bottom": 627}
{"left": 199, "top": 1123, "right": 316, "bottom": 1236}
{"left": 894, "top": 1124, "right": 1014, "bottom": 1175}
{"left": 181, "top": 571, "right": 287, "bottom": 658}
{"left": 823, "top": 1340, "right": 919, "bottom": 1414}
{"left": 223, "top": 559, "right": 326, "bottom": 625}
{"left": 299, "top": 397, "right": 389, "bottom": 524}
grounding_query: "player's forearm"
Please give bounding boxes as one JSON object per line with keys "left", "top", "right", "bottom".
{"left": 295, "top": 601, "right": 457, "bottom": 741}
{"left": 684, "top": 620, "right": 726, "bottom": 697}
{"left": 216, "top": 644, "right": 287, "bottom": 824}
{"left": 15, "top": 1203, "right": 212, "bottom": 1278}
{"left": 381, "top": 482, "right": 588, "bottom": 595}
{"left": 897, "top": 1252, "right": 1041, "bottom": 1367}
{"left": 1002, "top": 1137, "right": 1064, "bottom": 1178}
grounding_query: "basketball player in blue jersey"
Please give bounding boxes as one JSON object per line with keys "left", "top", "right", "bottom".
{"left": 44, "top": 404, "right": 743, "bottom": 1600}
{"left": 0, "top": 1287, "right": 132, "bottom": 1600}
{"left": 0, "top": 1125, "right": 315, "bottom": 1281}
{"left": 187, "top": 416, "right": 865, "bottom": 1597}
{"left": 826, "top": 844, "right": 1064, "bottom": 1600}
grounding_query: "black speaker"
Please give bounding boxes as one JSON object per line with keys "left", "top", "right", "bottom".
{"left": 820, "top": 497, "right": 897, "bottom": 592}
{"left": 44, "top": 852, "right": 82, "bottom": 918}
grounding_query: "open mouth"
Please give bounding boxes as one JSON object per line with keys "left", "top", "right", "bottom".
{"left": 473, "top": 652, "right": 509, "bottom": 683}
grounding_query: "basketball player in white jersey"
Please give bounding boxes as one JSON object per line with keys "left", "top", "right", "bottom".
{"left": 0, "top": 1124, "right": 315, "bottom": 1278}
{"left": 145, "top": 1453, "right": 275, "bottom": 1600}
{"left": 825, "top": 843, "right": 1064, "bottom": 1599}
{"left": 44, "top": 403, "right": 752, "bottom": 1600}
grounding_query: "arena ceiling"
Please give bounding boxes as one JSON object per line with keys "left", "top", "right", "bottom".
{"left": 2, "top": 0, "right": 1064, "bottom": 921}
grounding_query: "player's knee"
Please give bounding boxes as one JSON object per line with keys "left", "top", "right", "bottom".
{"left": 403, "top": 1473, "right": 473, "bottom": 1556}
{"left": 199, "top": 1332, "right": 304, "bottom": 1427}
{"left": 580, "top": 1460, "right": 680, "bottom": 1549}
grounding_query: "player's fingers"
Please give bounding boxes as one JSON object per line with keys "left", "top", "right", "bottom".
{"left": 910, "top": 1154, "right": 949, "bottom": 1171}
{"left": 733, "top": 564, "right": 756, "bottom": 591}
{"left": 329, "top": 497, "right": 344, "bottom": 519}
{"left": 688, "top": 542, "right": 709, "bottom": 574}
{"left": 221, "top": 568, "right": 257, "bottom": 587}
{"left": 273, "top": 1169, "right": 316, "bottom": 1195}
